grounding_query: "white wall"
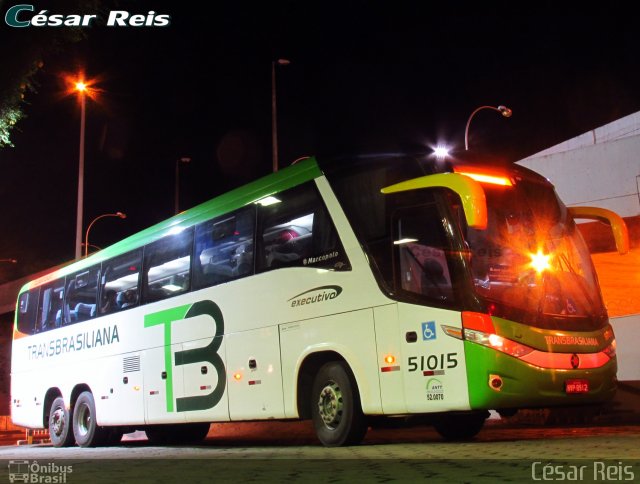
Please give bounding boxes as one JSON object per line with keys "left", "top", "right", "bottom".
{"left": 610, "top": 314, "right": 640, "bottom": 382}
{"left": 518, "top": 112, "right": 640, "bottom": 218}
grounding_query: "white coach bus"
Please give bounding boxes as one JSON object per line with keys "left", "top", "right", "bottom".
{"left": 11, "top": 154, "right": 627, "bottom": 447}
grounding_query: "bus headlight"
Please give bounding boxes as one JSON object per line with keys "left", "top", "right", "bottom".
{"left": 464, "top": 328, "right": 534, "bottom": 358}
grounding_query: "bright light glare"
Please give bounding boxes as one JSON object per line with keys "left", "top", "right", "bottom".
{"left": 75, "top": 82, "right": 87, "bottom": 92}
{"left": 162, "top": 284, "right": 183, "bottom": 292}
{"left": 256, "top": 196, "right": 281, "bottom": 206}
{"left": 167, "top": 225, "right": 186, "bottom": 235}
{"left": 433, "top": 146, "right": 449, "bottom": 160}
{"left": 456, "top": 171, "right": 513, "bottom": 186}
{"left": 394, "top": 238, "right": 418, "bottom": 245}
{"left": 529, "top": 250, "right": 551, "bottom": 274}
{"left": 488, "top": 333, "right": 504, "bottom": 348}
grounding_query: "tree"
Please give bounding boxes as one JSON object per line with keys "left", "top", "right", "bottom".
{"left": 0, "top": 0, "right": 106, "bottom": 147}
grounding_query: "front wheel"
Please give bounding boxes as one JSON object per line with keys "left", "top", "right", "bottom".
{"left": 311, "top": 361, "right": 368, "bottom": 447}
{"left": 73, "top": 391, "right": 108, "bottom": 447}
{"left": 48, "top": 397, "right": 75, "bottom": 447}
{"left": 433, "top": 411, "right": 488, "bottom": 441}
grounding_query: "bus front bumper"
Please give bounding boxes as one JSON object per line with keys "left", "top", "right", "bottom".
{"left": 464, "top": 342, "right": 617, "bottom": 410}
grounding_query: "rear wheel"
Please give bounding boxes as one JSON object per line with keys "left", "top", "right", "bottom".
{"left": 311, "top": 361, "right": 368, "bottom": 447}
{"left": 48, "top": 397, "right": 75, "bottom": 447}
{"left": 145, "top": 423, "right": 210, "bottom": 445}
{"left": 72, "top": 391, "right": 109, "bottom": 447}
{"left": 433, "top": 411, "right": 488, "bottom": 441}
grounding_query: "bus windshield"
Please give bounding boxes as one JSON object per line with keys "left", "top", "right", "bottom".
{"left": 465, "top": 179, "right": 607, "bottom": 330}
{"left": 323, "top": 154, "right": 607, "bottom": 331}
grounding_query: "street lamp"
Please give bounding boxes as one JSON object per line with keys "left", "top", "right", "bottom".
{"left": 271, "top": 58, "right": 290, "bottom": 173}
{"left": 175, "top": 156, "right": 191, "bottom": 214}
{"left": 84, "top": 212, "right": 126, "bottom": 257}
{"left": 464, "top": 105, "right": 512, "bottom": 150}
{"left": 74, "top": 81, "right": 88, "bottom": 259}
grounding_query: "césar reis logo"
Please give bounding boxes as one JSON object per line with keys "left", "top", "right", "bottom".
{"left": 4, "top": 5, "right": 171, "bottom": 28}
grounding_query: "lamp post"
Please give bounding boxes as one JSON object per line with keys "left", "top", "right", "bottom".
{"left": 74, "top": 81, "right": 88, "bottom": 259}
{"left": 271, "top": 58, "right": 290, "bottom": 173}
{"left": 84, "top": 212, "right": 126, "bottom": 257}
{"left": 464, "top": 105, "right": 512, "bottom": 150}
{"left": 174, "top": 156, "right": 191, "bottom": 214}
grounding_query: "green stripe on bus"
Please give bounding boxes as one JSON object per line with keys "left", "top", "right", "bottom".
{"left": 144, "top": 304, "right": 191, "bottom": 412}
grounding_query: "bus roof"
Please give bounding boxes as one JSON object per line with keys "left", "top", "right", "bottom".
{"left": 21, "top": 157, "right": 322, "bottom": 293}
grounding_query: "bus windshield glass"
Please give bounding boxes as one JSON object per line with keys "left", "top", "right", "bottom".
{"left": 466, "top": 179, "right": 606, "bottom": 330}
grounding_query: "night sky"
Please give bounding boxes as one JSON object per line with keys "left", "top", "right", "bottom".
{"left": 1, "top": 2, "right": 639, "bottom": 281}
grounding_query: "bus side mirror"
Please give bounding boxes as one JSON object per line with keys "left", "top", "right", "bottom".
{"left": 381, "top": 173, "right": 488, "bottom": 230}
{"left": 568, "top": 206, "right": 629, "bottom": 255}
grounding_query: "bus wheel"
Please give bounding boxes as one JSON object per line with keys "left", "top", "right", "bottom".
{"left": 433, "top": 411, "right": 488, "bottom": 441}
{"left": 72, "top": 391, "right": 108, "bottom": 447}
{"left": 48, "top": 397, "right": 75, "bottom": 447}
{"left": 311, "top": 361, "right": 368, "bottom": 447}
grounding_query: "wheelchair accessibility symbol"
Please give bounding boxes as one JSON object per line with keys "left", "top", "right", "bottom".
{"left": 422, "top": 321, "right": 436, "bottom": 341}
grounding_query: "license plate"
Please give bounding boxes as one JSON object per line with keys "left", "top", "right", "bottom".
{"left": 565, "top": 379, "right": 589, "bottom": 394}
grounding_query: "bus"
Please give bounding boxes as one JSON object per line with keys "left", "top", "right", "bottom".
{"left": 11, "top": 153, "right": 628, "bottom": 447}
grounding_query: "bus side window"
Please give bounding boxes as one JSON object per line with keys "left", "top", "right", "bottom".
{"left": 394, "top": 205, "right": 456, "bottom": 303}
{"left": 193, "top": 207, "right": 255, "bottom": 290}
{"left": 99, "top": 249, "right": 143, "bottom": 315}
{"left": 37, "top": 280, "right": 65, "bottom": 331}
{"left": 142, "top": 228, "right": 194, "bottom": 303}
{"left": 65, "top": 267, "right": 99, "bottom": 324}
{"left": 17, "top": 288, "right": 39, "bottom": 335}
{"left": 257, "top": 182, "right": 349, "bottom": 272}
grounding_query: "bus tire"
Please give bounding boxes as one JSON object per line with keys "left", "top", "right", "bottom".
{"left": 311, "top": 361, "right": 368, "bottom": 447}
{"left": 72, "top": 391, "right": 108, "bottom": 447}
{"left": 433, "top": 411, "right": 487, "bottom": 441}
{"left": 48, "top": 397, "right": 75, "bottom": 447}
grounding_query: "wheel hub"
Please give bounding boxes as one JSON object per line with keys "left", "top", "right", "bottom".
{"left": 317, "top": 380, "right": 344, "bottom": 429}
{"left": 77, "top": 404, "right": 91, "bottom": 437}
{"left": 50, "top": 408, "right": 65, "bottom": 436}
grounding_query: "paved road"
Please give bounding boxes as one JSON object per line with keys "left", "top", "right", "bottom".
{"left": 1, "top": 422, "right": 639, "bottom": 483}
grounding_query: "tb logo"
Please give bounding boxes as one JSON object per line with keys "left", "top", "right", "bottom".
{"left": 144, "top": 299, "right": 226, "bottom": 412}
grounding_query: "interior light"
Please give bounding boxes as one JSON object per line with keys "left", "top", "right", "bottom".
{"left": 167, "top": 225, "right": 185, "bottom": 235}
{"left": 393, "top": 238, "right": 418, "bottom": 245}
{"left": 161, "top": 284, "right": 183, "bottom": 292}
{"left": 255, "top": 196, "right": 281, "bottom": 206}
